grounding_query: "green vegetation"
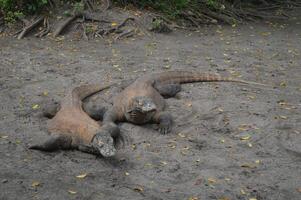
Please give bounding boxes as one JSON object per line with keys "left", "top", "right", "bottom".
{"left": 0, "top": 0, "right": 299, "bottom": 24}
{"left": 0, "top": 0, "right": 48, "bottom": 22}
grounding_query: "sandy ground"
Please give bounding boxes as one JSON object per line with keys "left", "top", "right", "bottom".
{"left": 1, "top": 8, "right": 301, "bottom": 200}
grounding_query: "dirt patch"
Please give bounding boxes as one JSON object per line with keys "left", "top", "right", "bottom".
{"left": 1, "top": 8, "right": 301, "bottom": 200}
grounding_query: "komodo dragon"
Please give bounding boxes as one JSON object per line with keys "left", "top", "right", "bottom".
{"left": 95, "top": 70, "right": 264, "bottom": 137}
{"left": 29, "top": 83, "right": 120, "bottom": 157}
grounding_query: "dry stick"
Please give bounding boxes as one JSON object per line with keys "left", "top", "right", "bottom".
{"left": 103, "top": 0, "right": 112, "bottom": 10}
{"left": 18, "top": 16, "right": 44, "bottom": 39}
{"left": 35, "top": 17, "right": 50, "bottom": 37}
{"left": 114, "top": 29, "right": 134, "bottom": 41}
{"left": 53, "top": 14, "right": 80, "bottom": 37}
{"left": 84, "top": 0, "right": 94, "bottom": 12}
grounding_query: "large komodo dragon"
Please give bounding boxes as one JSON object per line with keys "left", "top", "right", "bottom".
{"left": 29, "top": 83, "right": 120, "bottom": 157}
{"left": 95, "top": 70, "right": 264, "bottom": 138}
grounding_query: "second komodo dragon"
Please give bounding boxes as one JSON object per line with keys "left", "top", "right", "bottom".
{"left": 29, "top": 83, "right": 120, "bottom": 157}
{"left": 95, "top": 70, "right": 264, "bottom": 138}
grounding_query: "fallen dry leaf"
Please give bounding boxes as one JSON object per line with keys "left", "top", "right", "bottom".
{"left": 31, "top": 181, "right": 40, "bottom": 187}
{"left": 240, "top": 135, "right": 251, "bottom": 141}
{"left": 178, "top": 133, "right": 186, "bottom": 138}
{"left": 208, "top": 178, "right": 216, "bottom": 184}
{"left": 68, "top": 190, "right": 77, "bottom": 194}
{"left": 241, "top": 163, "right": 256, "bottom": 168}
{"left": 133, "top": 186, "right": 144, "bottom": 192}
{"left": 240, "top": 189, "right": 246, "bottom": 195}
{"left": 279, "top": 115, "right": 288, "bottom": 120}
{"left": 32, "top": 104, "right": 40, "bottom": 110}
{"left": 76, "top": 173, "right": 87, "bottom": 179}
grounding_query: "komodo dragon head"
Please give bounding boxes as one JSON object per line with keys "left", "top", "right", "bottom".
{"left": 125, "top": 96, "right": 157, "bottom": 124}
{"left": 91, "top": 123, "right": 121, "bottom": 157}
{"left": 92, "top": 133, "right": 116, "bottom": 157}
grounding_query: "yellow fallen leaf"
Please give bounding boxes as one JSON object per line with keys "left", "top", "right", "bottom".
{"left": 133, "top": 186, "right": 144, "bottom": 192}
{"left": 255, "top": 160, "right": 261, "bottom": 164}
{"left": 31, "top": 181, "right": 40, "bottom": 187}
{"left": 68, "top": 190, "right": 77, "bottom": 194}
{"left": 125, "top": 172, "right": 130, "bottom": 176}
{"left": 220, "top": 139, "right": 225, "bottom": 143}
{"left": 180, "top": 150, "right": 189, "bottom": 155}
{"left": 280, "top": 81, "right": 286, "bottom": 87}
{"left": 279, "top": 115, "right": 288, "bottom": 119}
{"left": 240, "top": 135, "right": 251, "bottom": 141}
{"left": 111, "top": 22, "right": 118, "bottom": 26}
{"left": 43, "top": 91, "right": 48, "bottom": 96}
{"left": 32, "top": 104, "right": 40, "bottom": 110}
{"left": 167, "top": 143, "right": 176, "bottom": 149}
{"left": 219, "top": 197, "right": 230, "bottom": 200}
{"left": 247, "top": 95, "right": 256, "bottom": 100}
{"left": 131, "top": 144, "right": 136, "bottom": 150}
{"left": 240, "top": 189, "right": 246, "bottom": 195}
{"left": 144, "top": 163, "right": 152, "bottom": 167}
{"left": 76, "top": 173, "right": 87, "bottom": 179}
{"left": 238, "top": 124, "right": 250, "bottom": 131}
{"left": 1, "top": 135, "right": 8, "bottom": 139}
{"left": 248, "top": 143, "right": 253, "bottom": 147}
{"left": 241, "top": 163, "right": 256, "bottom": 168}
{"left": 208, "top": 178, "right": 216, "bottom": 184}
{"left": 261, "top": 32, "right": 271, "bottom": 36}
{"left": 178, "top": 133, "right": 186, "bottom": 138}
{"left": 160, "top": 161, "right": 167, "bottom": 165}
{"left": 249, "top": 198, "right": 257, "bottom": 200}
{"left": 183, "top": 146, "right": 190, "bottom": 150}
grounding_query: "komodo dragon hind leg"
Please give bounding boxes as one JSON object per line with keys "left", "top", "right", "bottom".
{"left": 29, "top": 134, "right": 72, "bottom": 151}
{"left": 154, "top": 84, "right": 181, "bottom": 98}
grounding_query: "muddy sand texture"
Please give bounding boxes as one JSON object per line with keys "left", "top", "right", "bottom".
{"left": 1, "top": 10, "right": 301, "bottom": 200}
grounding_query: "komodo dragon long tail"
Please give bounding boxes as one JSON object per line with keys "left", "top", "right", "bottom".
{"left": 149, "top": 70, "right": 265, "bottom": 86}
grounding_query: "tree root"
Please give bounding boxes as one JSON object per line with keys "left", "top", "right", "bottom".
{"left": 17, "top": 16, "right": 44, "bottom": 39}
{"left": 35, "top": 17, "right": 50, "bottom": 38}
{"left": 114, "top": 29, "right": 134, "bottom": 41}
{"left": 103, "top": 17, "right": 135, "bottom": 35}
{"left": 53, "top": 14, "right": 80, "bottom": 37}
